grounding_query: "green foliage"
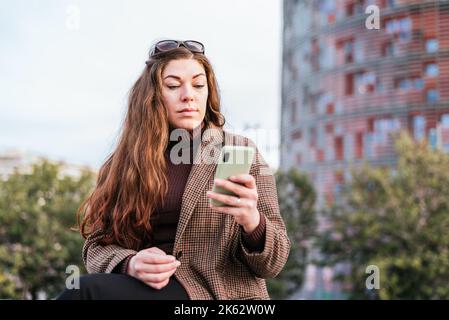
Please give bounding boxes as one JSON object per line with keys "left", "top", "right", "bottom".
{"left": 0, "top": 159, "right": 95, "bottom": 299}
{"left": 267, "top": 168, "right": 316, "bottom": 299}
{"left": 317, "top": 132, "right": 449, "bottom": 299}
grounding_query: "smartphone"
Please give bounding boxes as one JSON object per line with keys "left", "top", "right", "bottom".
{"left": 209, "top": 145, "right": 255, "bottom": 207}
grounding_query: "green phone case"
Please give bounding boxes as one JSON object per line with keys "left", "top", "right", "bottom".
{"left": 209, "top": 145, "right": 255, "bottom": 207}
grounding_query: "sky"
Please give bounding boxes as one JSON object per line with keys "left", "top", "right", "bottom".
{"left": 0, "top": 0, "right": 282, "bottom": 169}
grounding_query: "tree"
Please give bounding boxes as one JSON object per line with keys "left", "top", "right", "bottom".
{"left": 267, "top": 168, "right": 316, "bottom": 299}
{"left": 317, "top": 132, "right": 449, "bottom": 299}
{"left": 0, "top": 159, "right": 95, "bottom": 299}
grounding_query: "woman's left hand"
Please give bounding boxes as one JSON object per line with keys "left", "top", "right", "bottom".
{"left": 207, "top": 174, "right": 260, "bottom": 233}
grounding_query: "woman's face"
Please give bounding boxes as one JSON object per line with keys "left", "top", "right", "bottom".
{"left": 161, "top": 58, "right": 208, "bottom": 131}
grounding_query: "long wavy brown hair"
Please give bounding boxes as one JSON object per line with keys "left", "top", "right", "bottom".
{"left": 77, "top": 45, "right": 225, "bottom": 250}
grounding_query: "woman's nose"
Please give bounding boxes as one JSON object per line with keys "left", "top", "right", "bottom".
{"left": 181, "top": 85, "right": 194, "bottom": 102}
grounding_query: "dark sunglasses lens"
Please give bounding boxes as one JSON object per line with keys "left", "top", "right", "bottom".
{"left": 157, "top": 40, "right": 179, "bottom": 52}
{"left": 185, "top": 41, "right": 204, "bottom": 53}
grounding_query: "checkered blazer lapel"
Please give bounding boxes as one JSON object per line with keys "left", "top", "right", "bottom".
{"left": 173, "top": 128, "right": 227, "bottom": 253}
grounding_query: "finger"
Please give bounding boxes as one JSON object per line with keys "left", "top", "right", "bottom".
{"left": 213, "top": 178, "right": 253, "bottom": 198}
{"left": 210, "top": 205, "right": 241, "bottom": 216}
{"left": 139, "top": 252, "right": 177, "bottom": 264}
{"left": 140, "top": 267, "right": 177, "bottom": 284}
{"left": 207, "top": 191, "right": 246, "bottom": 207}
{"left": 135, "top": 260, "right": 181, "bottom": 274}
{"left": 143, "top": 247, "right": 167, "bottom": 256}
{"left": 147, "top": 278, "right": 169, "bottom": 290}
{"left": 229, "top": 174, "right": 256, "bottom": 189}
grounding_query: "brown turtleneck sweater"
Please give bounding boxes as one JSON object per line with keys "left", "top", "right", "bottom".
{"left": 114, "top": 129, "right": 266, "bottom": 273}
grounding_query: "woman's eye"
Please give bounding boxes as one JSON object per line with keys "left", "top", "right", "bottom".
{"left": 166, "top": 84, "right": 204, "bottom": 89}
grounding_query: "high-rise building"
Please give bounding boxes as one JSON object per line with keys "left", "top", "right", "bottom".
{"left": 281, "top": 0, "right": 449, "bottom": 206}
{"left": 281, "top": 0, "right": 449, "bottom": 298}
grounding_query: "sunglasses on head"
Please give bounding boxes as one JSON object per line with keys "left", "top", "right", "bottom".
{"left": 150, "top": 40, "right": 205, "bottom": 57}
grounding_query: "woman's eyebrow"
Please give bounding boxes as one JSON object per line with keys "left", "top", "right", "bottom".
{"left": 163, "top": 73, "right": 206, "bottom": 80}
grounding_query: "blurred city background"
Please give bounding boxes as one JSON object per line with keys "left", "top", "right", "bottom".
{"left": 1, "top": 0, "right": 449, "bottom": 299}
{"left": 281, "top": 0, "right": 449, "bottom": 299}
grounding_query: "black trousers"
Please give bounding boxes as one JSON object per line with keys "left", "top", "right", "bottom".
{"left": 56, "top": 273, "right": 189, "bottom": 300}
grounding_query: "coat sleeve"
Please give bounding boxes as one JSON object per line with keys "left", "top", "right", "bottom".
{"left": 236, "top": 141, "right": 291, "bottom": 279}
{"left": 82, "top": 229, "right": 138, "bottom": 274}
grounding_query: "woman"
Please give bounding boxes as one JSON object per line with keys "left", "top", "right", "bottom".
{"left": 57, "top": 39, "right": 290, "bottom": 300}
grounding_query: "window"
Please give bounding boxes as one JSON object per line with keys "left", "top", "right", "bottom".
{"left": 318, "top": 92, "right": 333, "bottom": 114}
{"left": 310, "top": 93, "right": 319, "bottom": 114}
{"left": 441, "top": 114, "right": 449, "bottom": 127}
{"left": 311, "top": 38, "right": 320, "bottom": 71}
{"left": 425, "top": 39, "right": 439, "bottom": 53}
{"left": 354, "top": 1, "right": 365, "bottom": 14}
{"left": 355, "top": 71, "right": 376, "bottom": 95}
{"left": 439, "top": 114, "right": 449, "bottom": 153}
{"left": 364, "top": 133, "right": 374, "bottom": 157}
{"left": 317, "top": 126, "right": 325, "bottom": 149}
{"left": 291, "top": 100, "right": 298, "bottom": 124}
{"left": 344, "top": 40, "right": 354, "bottom": 64}
{"left": 317, "top": 0, "right": 337, "bottom": 24}
{"left": 429, "top": 128, "right": 437, "bottom": 149}
{"left": 425, "top": 63, "right": 439, "bottom": 77}
{"left": 395, "top": 77, "right": 424, "bottom": 90}
{"left": 385, "top": 17, "right": 412, "bottom": 42}
{"left": 397, "top": 78, "right": 412, "bottom": 90}
{"left": 335, "top": 136, "right": 344, "bottom": 160}
{"left": 316, "top": 149, "right": 324, "bottom": 162}
{"left": 338, "top": 38, "right": 363, "bottom": 64}
{"left": 385, "top": 19, "right": 398, "bottom": 33}
{"left": 367, "top": 117, "right": 375, "bottom": 132}
{"left": 382, "top": 0, "right": 396, "bottom": 7}
{"left": 354, "top": 40, "right": 364, "bottom": 62}
{"left": 321, "top": 44, "right": 336, "bottom": 69}
{"left": 373, "top": 118, "right": 400, "bottom": 144}
{"left": 345, "top": 3, "right": 355, "bottom": 16}
{"left": 355, "top": 132, "right": 364, "bottom": 159}
{"left": 426, "top": 89, "right": 439, "bottom": 103}
{"left": 413, "top": 115, "right": 426, "bottom": 140}
{"left": 287, "top": 50, "right": 298, "bottom": 81}
{"left": 399, "top": 18, "right": 412, "bottom": 41}
{"left": 320, "top": 0, "right": 336, "bottom": 24}
{"left": 335, "top": 171, "right": 344, "bottom": 183}
{"left": 334, "top": 171, "right": 344, "bottom": 194}
{"left": 342, "top": 39, "right": 354, "bottom": 64}
{"left": 345, "top": 73, "right": 354, "bottom": 95}
{"left": 309, "top": 127, "right": 316, "bottom": 147}
{"left": 382, "top": 41, "right": 396, "bottom": 57}
{"left": 414, "top": 78, "right": 424, "bottom": 89}
{"left": 291, "top": 129, "right": 302, "bottom": 140}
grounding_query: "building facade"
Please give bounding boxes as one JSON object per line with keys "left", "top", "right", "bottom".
{"left": 281, "top": 0, "right": 449, "bottom": 298}
{"left": 282, "top": 0, "right": 449, "bottom": 206}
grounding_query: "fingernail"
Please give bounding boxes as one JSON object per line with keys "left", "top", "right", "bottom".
{"left": 230, "top": 176, "right": 236, "bottom": 180}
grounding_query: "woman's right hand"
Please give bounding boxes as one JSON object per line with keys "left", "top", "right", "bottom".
{"left": 127, "top": 247, "right": 181, "bottom": 290}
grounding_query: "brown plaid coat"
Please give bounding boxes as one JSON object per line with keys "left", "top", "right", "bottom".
{"left": 82, "top": 128, "right": 291, "bottom": 299}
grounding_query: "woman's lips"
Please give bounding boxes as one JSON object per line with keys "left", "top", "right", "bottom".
{"left": 178, "top": 109, "right": 198, "bottom": 116}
